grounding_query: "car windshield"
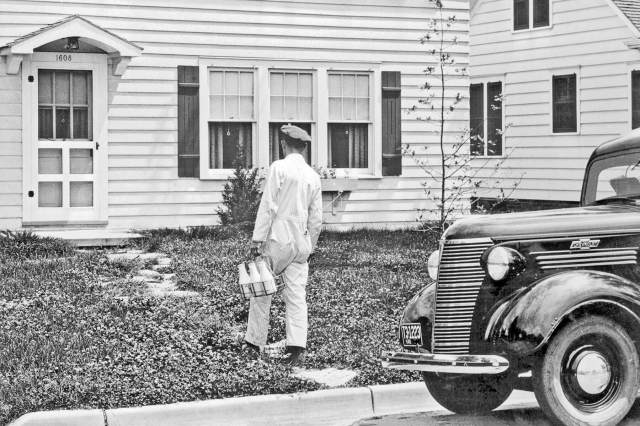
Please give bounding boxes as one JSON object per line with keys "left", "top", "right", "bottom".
{"left": 584, "top": 154, "right": 640, "bottom": 205}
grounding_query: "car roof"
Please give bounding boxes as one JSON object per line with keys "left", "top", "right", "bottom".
{"left": 591, "top": 128, "right": 640, "bottom": 158}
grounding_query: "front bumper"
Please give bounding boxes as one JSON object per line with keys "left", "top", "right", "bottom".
{"left": 381, "top": 351, "right": 510, "bottom": 375}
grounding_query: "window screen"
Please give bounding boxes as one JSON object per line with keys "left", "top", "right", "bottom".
{"left": 553, "top": 74, "right": 577, "bottom": 133}
{"left": 633, "top": 71, "right": 640, "bottom": 130}
{"left": 533, "top": 0, "right": 550, "bottom": 27}
{"left": 486, "top": 82, "right": 503, "bottom": 156}
{"left": 470, "top": 83, "right": 485, "bottom": 156}
{"left": 514, "top": 0, "right": 529, "bottom": 30}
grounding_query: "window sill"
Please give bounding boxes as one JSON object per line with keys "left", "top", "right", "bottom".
{"left": 472, "top": 155, "right": 507, "bottom": 160}
{"left": 511, "top": 25, "right": 553, "bottom": 35}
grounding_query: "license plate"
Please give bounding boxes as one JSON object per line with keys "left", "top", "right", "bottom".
{"left": 400, "top": 323, "right": 423, "bottom": 347}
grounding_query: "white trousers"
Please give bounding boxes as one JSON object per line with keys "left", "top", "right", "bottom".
{"left": 244, "top": 261, "right": 309, "bottom": 348}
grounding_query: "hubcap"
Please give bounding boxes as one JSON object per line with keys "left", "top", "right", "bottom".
{"left": 572, "top": 351, "right": 612, "bottom": 395}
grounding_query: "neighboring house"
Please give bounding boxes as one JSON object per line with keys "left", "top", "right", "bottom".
{"left": 0, "top": 1, "right": 469, "bottom": 232}
{"left": 470, "top": 0, "right": 640, "bottom": 208}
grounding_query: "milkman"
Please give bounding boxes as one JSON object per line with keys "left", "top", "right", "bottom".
{"left": 244, "top": 124, "right": 323, "bottom": 366}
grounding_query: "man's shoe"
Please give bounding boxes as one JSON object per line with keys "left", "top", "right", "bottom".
{"left": 242, "top": 340, "right": 260, "bottom": 354}
{"left": 280, "top": 346, "right": 305, "bottom": 367}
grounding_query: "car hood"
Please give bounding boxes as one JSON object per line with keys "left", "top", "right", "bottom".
{"left": 445, "top": 204, "right": 640, "bottom": 241}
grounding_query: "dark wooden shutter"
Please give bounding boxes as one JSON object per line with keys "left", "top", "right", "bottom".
{"left": 514, "top": 0, "right": 530, "bottom": 30}
{"left": 486, "top": 82, "right": 503, "bottom": 156}
{"left": 177, "top": 66, "right": 200, "bottom": 178}
{"left": 470, "top": 83, "right": 484, "bottom": 156}
{"left": 553, "top": 74, "right": 577, "bottom": 133}
{"left": 633, "top": 71, "right": 640, "bottom": 129}
{"left": 533, "top": 0, "right": 549, "bottom": 28}
{"left": 382, "top": 71, "right": 402, "bottom": 176}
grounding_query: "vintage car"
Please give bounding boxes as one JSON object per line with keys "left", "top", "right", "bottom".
{"left": 382, "top": 129, "right": 640, "bottom": 426}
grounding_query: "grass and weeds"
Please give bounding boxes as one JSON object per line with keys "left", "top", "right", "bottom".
{"left": 0, "top": 227, "right": 437, "bottom": 424}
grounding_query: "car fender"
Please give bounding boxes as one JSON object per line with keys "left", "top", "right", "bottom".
{"left": 483, "top": 270, "right": 640, "bottom": 356}
{"left": 402, "top": 282, "right": 436, "bottom": 323}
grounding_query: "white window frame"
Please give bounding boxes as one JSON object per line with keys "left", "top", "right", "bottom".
{"left": 197, "top": 57, "right": 382, "bottom": 180}
{"left": 268, "top": 69, "right": 317, "bottom": 164}
{"left": 470, "top": 78, "right": 506, "bottom": 158}
{"left": 550, "top": 69, "right": 580, "bottom": 135}
{"left": 512, "top": 0, "right": 553, "bottom": 33}
{"left": 200, "top": 66, "right": 257, "bottom": 177}
{"left": 327, "top": 70, "right": 374, "bottom": 173}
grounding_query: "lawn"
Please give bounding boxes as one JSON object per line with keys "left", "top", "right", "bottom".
{"left": 0, "top": 228, "right": 437, "bottom": 424}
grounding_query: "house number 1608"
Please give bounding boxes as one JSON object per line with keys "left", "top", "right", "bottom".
{"left": 56, "top": 54, "right": 72, "bottom": 62}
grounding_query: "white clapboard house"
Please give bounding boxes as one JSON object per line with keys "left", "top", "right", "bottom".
{"left": 0, "top": 0, "right": 469, "bottom": 235}
{"left": 470, "top": 0, "right": 640, "bottom": 209}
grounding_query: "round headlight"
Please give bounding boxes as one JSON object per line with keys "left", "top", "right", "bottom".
{"left": 486, "top": 246, "right": 512, "bottom": 281}
{"left": 427, "top": 250, "right": 440, "bottom": 280}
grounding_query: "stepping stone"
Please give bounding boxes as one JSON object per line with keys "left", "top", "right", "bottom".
{"left": 291, "top": 367, "right": 358, "bottom": 388}
{"left": 106, "top": 251, "right": 164, "bottom": 262}
{"left": 137, "top": 269, "right": 162, "bottom": 280}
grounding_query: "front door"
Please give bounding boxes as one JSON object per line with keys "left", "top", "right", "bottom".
{"left": 23, "top": 53, "right": 108, "bottom": 225}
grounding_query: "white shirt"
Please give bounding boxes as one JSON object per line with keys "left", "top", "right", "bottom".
{"left": 253, "top": 153, "right": 323, "bottom": 272}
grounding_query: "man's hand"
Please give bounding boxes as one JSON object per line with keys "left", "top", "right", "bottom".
{"left": 250, "top": 241, "right": 263, "bottom": 258}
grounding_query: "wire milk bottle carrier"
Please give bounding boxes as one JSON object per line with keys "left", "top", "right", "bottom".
{"left": 237, "top": 256, "right": 285, "bottom": 300}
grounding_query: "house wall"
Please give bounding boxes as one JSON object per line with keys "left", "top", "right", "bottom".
{"left": 0, "top": 0, "right": 469, "bottom": 231}
{"left": 0, "top": 60, "right": 22, "bottom": 229}
{"left": 471, "top": 0, "right": 640, "bottom": 203}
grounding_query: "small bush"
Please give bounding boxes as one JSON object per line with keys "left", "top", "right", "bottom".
{"left": 0, "top": 230, "right": 73, "bottom": 259}
{"left": 216, "top": 162, "right": 263, "bottom": 226}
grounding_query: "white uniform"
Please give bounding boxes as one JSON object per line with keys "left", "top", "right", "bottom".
{"left": 245, "top": 153, "right": 323, "bottom": 348}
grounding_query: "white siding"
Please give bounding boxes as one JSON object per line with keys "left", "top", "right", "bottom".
{"left": 471, "top": 0, "right": 640, "bottom": 202}
{"left": 0, "top": 0, "right": 469, "bottom": 230}
{"left": 0, "top": 60, "right": 22, "bottom": 229}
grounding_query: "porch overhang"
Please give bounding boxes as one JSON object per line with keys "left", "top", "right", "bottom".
{"left": 0, "top": 15, "right": 142, "bottom": 75}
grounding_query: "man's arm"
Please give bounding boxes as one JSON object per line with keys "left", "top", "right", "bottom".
{"left": 252, "top": 164, "right": 281, "bottom": 244}
{"left": 307, "top": 182, "right": 323, "bottom": 250}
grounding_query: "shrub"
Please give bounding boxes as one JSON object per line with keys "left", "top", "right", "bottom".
{"left": 0, "top": 230, "right": 73, "bottom": 259}
{"left": 216, "top": 161, "right": 263, "bottom": 226}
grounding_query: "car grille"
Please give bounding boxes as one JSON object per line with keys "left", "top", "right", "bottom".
{"left": 532, "top": 247, "right": 639, "bottom": 270}
{"left": 432, "top": 238, "right": 493, "bottom": 354}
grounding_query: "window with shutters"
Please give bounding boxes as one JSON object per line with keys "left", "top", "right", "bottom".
{"left": 470, "top": 81, "right": 503, "bottom": 157}
{"left": 513, "top": 0, "right": 551, "bottom": 31}
{"left": 269, "top": 71, "right": 314, "bottom": 165}
{"left": 195, "top": 59, "right": 388, "bottom": 179}
{"left": 552, "top": 74, "right": 578, "bottom": 134}
{"left": 208, "top": 69, "right": 255, "bottom": 169}
{"left": 632, "top": 71, "right": 640, "bottom": 130}
{"left": 327, "top": 72, "right": 371, "bottom": 169}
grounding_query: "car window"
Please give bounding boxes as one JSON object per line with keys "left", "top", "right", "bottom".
{"left": 584, "top": 153, "right": 640, "bottom": 204}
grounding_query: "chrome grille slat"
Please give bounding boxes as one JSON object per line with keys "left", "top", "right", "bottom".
{"left": 433, "top": 239, "right": 492, "bottom": 355}
{"left": 532, "top": 247, "right": 639, "bottom": 270}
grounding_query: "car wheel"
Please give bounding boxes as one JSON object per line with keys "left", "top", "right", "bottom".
{"left": 533, "top": 315, "right": 639, "bottom": 426}
{"left": 422, "top": 372, "right": 513, "bottom": 414}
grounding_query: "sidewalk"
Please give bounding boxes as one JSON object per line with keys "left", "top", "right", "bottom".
{"left": 10, "top": 382, "right": 539, "bottom": 426}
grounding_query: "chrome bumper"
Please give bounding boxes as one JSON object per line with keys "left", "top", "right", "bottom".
{"left": 381, "top": 351, "right": 510, "bottom": 375}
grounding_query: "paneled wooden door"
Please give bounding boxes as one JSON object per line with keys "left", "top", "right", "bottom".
{"left": 23, "top": 53, "right": 108, "bottom": 225}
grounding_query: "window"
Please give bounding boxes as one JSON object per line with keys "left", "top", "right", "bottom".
{"left": 514, "top": 0, "right": 550, "bottom": 31}
{"left": 470, "top": 81, "right": 503, "bottom": 156}
{"left": 632, "top": 71, "right": 640, "bottom": 130}
{"left": 269, "top": 71, "right": 313, "bottom": 164}
{"left": 328, "top": 72, "right": 371, "bottom": 169}
{"left": 552, "top": 74, "right": 577, "bottom": 133}
{"left": 208, "top": 69, "right": 254, "bottom": 168}
{"left": 38, "top": 69, "right": 92, "bottom": 140}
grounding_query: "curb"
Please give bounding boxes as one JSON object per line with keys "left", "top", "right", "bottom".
{"left": 9, "top": 382, "right": 540, "bottom": 426}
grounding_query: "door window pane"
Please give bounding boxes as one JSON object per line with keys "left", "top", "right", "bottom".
{"left": 209, "top": 122, "right": 252, "bottom": 169}
{"left": 269, "top": 71, "right": 314, "bottom": 121}
{"left": 38, "top": 182, "right": 62, "bottom": 207}
{"left": 70, "top": 149, "right": 93, "bottom": 174}
{"left": 38, "top": 148, "right": 62, "bottom": 174}
{"left": 70, "top": 182, "right": 93, "bottom": 207}
{"left": 269, "top": 122, "right": 312, "bottom": 164}
{"left": 329, "top": 123, "right": 368, "bottom": 168}
{"left": 55, "top": 72, "right": 70, "bottom": 105}
{"left": 38, "top": 70, "right": 92, "bottom": 140}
